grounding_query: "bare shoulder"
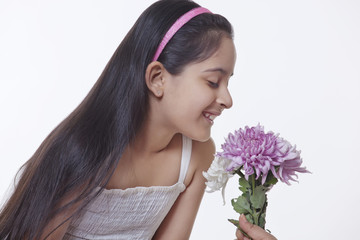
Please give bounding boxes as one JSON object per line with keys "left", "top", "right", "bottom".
{"left": 153, "top": 137, "right": 216, "bottom": 239}
{"left": 191, "top": 137, "right": 216, "bottom": 171}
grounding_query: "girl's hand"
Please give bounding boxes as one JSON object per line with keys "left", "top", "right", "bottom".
{"left": 235, "top": 214, "right": 277, "bottom": 240}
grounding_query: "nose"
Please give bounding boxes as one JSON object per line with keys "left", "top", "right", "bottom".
{"left": 217, "top": 87, "right": 233, "bottom": 109}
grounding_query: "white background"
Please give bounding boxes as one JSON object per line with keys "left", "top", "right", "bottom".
{"left": 0, "top": 0, "right": 359, "bottom": 239}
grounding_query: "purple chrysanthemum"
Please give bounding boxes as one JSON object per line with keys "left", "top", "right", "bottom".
{"left": 216, "top": 124, "right": 309, "bottom": 185}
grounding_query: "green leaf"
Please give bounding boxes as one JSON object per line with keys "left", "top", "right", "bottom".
{"left": 239, "top": 177, "right": 251, "bottom": 188}
{"left": 250, "top": 185, "right": 267, "bottom": 209}
{"left": 228, "top": 219, "right": 251, "bottom": 239}
{"left": 265, "top": 175, "right": 278, "bottom": 186}
{"left": 239, "top": 186, "right": 247, "bottom": 193}
{"left": 242, "top": 191, "right": 250, "bottom": 200}
{"left": 228, "top": 219, "right": 239, "bottom": 227}
{"left": 231, "top": 196, "right": 252, "bottom": 214}
{"left": 259, "top": 212, "right": 266, "bottom": 229}
{"left": 263, "top": 170, "right": 279, "bottom": 188}
{"left": 245, "top": 213, "right": 254, "bottom": 224}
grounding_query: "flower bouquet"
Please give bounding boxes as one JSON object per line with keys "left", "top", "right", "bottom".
{"left": 203, "top": 124, "right": 309, "bottom": 237}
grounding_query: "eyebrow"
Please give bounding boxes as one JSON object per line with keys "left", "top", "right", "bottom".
{"left": 203, "top": 67, "right": 234, "bottom": 76}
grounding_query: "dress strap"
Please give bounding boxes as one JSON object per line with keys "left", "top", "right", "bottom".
{"left": 178, "top": 135, "right": 192, "bottom": 183}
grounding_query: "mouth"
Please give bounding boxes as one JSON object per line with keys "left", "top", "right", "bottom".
{"left": 203, "top": 112, "right": 218, "bottom": 124}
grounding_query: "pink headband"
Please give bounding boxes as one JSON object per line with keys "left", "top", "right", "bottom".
{"left": 152, "top": 7, "right": 212, "bottom": 61}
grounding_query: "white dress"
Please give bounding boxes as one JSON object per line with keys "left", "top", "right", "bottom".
{"left": 64, "top": 135, "right": 192, "bottom": 240}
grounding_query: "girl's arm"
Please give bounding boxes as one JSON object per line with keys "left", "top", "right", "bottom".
{"left": 40, "top": 212, "right": 73, "bottom": 239}
{"left": 236, "top": 214, "right": 277, "bottom": 240}
{"left": 39, "top": 192, "right": 84, "bottom": 239}
{"left": 152, "top": 138, "right": 215, "bottom": 240}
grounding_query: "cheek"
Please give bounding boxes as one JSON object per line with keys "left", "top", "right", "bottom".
{"left": 166, "top": 80, "right": 214, "bottom": 115}
{"left": 181, "top": 87, "right": 209, "bottom": 107}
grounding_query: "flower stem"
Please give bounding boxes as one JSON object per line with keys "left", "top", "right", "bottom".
{"left": 250, "top": 173, "right": 258, "bottom": 226}
{"left": 250, "top": 174, "right": 255, "bottom": 195}
{"left": 237, "top": 169, "right": 245, "bottom": 179}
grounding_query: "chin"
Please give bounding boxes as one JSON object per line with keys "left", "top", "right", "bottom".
{"left": 197, "top": 138, "right": 211, "bottom": 143}
{"left": 185, "top": 131, "right": 211, "bottom": 142}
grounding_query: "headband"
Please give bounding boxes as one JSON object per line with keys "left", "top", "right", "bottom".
{"left": 152, "top": 7, "right": 212, "bottom": 61}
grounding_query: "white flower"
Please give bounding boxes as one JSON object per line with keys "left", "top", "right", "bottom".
{"left": 202, "top": 156, "right": 233, "bottom": 204}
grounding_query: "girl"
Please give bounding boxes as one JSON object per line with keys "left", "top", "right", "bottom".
{"left": 0, "top": 0, "right": 275, "bottom": 239}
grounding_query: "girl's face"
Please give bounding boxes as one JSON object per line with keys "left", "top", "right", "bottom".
{"left": 162, "top": 37, "right": 236, "bottom": 142}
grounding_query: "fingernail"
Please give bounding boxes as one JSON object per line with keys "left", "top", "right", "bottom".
{"left": 240, "top": 214, "right": 247, "bottom": 222}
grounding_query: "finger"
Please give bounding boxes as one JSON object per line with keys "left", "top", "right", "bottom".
{"left": 239, "top": 214, "right": 276, "bottom": 240}
{"left": 236, "top": 228, "right": 244, "bottom": 239}
{"left": 236, "top": 228, "right": 251, "bottom": 240}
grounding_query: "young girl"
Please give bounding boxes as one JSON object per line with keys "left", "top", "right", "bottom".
{"left": 0, "top": 0, "right": 275, "bottom": 239}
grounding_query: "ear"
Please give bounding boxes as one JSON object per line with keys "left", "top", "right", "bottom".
{"left": 145, "top": 61, "right": 166, "bottom": 98}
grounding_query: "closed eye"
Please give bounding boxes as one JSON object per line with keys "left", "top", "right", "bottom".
{"left": 208, "top": 81, "right": 219, "bottom": 88}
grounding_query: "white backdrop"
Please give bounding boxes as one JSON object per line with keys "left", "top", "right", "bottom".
{"left": 1, "top": 0, "right": 359, "bottom": 239}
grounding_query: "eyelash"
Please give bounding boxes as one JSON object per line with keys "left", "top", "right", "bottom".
{"left": 208, "top": 81, "right": 219, "bottom": 88}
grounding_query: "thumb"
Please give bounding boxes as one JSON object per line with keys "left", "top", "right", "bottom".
{"left": 239, "top": 214, "right": 276, "bottom": 240}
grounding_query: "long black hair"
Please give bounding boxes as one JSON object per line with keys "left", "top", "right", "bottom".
{"left": 0, "top": 0, "right": 233, "bottom": 239}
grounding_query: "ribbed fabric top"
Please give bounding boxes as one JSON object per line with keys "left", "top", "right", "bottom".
{"left": 64, "top": 135, "right": 192, "bottom": 240}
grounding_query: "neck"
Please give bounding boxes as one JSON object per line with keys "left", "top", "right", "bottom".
{"left": 129, "top": 110, "right": 177, "bottom": 154}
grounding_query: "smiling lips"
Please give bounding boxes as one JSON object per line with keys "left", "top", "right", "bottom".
{"left": 203, "top": 112, "right": 219, "bottom": 124}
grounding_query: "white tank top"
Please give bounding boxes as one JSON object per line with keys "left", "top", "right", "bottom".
{"left": 64, "top": 135, "right": 192, "bottom": 240}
